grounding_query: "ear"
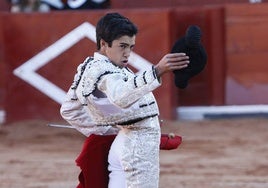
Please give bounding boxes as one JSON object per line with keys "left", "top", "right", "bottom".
{"left": 100, "top": 39, "right": 108, "bottom": 49}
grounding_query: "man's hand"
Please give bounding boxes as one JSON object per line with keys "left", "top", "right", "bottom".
{"left": 154, "top": 53, "right": 189, "bottom": 77}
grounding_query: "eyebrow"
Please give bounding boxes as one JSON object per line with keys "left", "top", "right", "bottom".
{"left": 120, "top": 42, "right": 135, "bottom": 47}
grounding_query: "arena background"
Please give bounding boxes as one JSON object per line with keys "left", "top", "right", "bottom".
{"left": 0, "top": 1, "right": 268, "bottom": 188}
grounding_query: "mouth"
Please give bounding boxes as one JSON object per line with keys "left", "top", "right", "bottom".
{"left": 122, "top": 60, "right": 128, "bottom": 67}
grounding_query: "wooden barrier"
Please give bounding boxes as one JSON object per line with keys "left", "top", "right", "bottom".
{"left": 225, "top": 4, "right": 268, "bottom": 105}
{"left": 5, "top": 4, "right": 266, "bottom": 123}
{"left": 1, "top": 10, "right": 179, "bottom": 122}
{"left": 170, "top": 6, "right": 225, "bottom": 106}
{"left": 0, "top": 14, "right": 5, "bottom": 110}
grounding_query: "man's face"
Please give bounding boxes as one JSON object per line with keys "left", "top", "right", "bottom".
{"left": 103, "top": 35, "right": 136, "bottom": 68}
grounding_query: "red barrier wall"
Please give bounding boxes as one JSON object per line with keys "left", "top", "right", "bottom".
{"left": 170, "top": 6, "right": 225, "bottom": 106}
{"left": 5, "top": 4, "right": 267, "bottom": 123}
{"left": 0, "top": 14, "right": 6, "bottom": 111}
{"left": 225, "top": 4, "right": 268, "bottom": 105}
{"left": 1, "top": 10, "right": 179, "bottom": 123}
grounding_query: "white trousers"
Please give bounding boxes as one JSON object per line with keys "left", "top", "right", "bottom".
{"left": 108, "top": 130, "right": 127, "bottom": 188}
{"left": 108, "top": 117, "right": 161, "bottom": 188}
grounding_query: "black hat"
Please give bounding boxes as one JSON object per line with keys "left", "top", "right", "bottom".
{"left": 171, "top": 25, "right": 207, "bottom": 89}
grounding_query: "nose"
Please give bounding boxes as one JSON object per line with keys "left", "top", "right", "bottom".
{"left": 124, "top": 48, "right": 131, "bottom": 58}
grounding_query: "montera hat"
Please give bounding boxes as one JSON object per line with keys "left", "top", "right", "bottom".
{"left": 171, "top": 25, "right": 207, "bottom": 89}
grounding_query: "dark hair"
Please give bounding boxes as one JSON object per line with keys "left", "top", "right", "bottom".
{"left": 96, "top": 12, "right": 138, "bottom": 50}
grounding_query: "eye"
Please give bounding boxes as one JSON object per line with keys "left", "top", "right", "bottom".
{"left": 120, "top": 44, "right": 127, "bottom": 49}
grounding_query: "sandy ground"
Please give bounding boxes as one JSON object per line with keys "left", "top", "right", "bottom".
{"left": 0, "top": 118, "right": 268, "bottom": 188}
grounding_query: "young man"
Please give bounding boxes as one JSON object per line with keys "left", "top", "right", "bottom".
{"left": 60, "top": 12, "right": 189, "bottom": 188}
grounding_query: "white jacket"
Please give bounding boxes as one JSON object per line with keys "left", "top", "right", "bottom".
{"left": 60, "top": 52, "right": 161, "bottom": 136}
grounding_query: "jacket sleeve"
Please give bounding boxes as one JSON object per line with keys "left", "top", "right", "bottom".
{"left": 98, "top": 66, "right": 161, "bottom": 108}
{"left": 60, "top": 87, "right": 119, "bottom": 137}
